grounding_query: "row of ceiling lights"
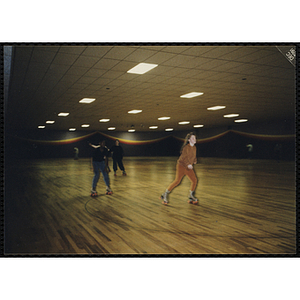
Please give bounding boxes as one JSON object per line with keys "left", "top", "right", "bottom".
{"left": 38, "top": 63, "right": 248, "bottom": 131}
{"left": 38, "top": 104, "right": 248, "bottom": 132}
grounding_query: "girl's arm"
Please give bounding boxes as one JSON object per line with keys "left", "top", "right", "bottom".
{"left": 180, "top": 146, "right": 192, "bottom": 169}
{"left": 89, "top": 143, "right": 100, "bottom": 148}
{"left": 180, "top": 146, "right": 196, "bottom": 169}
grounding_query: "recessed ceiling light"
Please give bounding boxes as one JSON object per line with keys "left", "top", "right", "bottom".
{"left": 178, "top": 121, "right": 190, "bottom": 125}
{"left": 79, "top": 98, "right": 96, "bottom": 104}
{"left": 58, "top": 112, "right": 69, "bottom": 117}
{"left": 128, "top": 129, "right": 135, "bottom": 132}
{"left": 193, "top": 124, "right": 204, "bottom": 128}
{"left": 81, "top": 124, "right": 90, "bottom": 128}
{"left": 180, "top": 92, "right": 204, "bottom": 98}
{"left": 158, "top": 117, "right": 170, "bottom": 120}
{"left": 234, "top": 119, "right": 248, "bottom": 123}
{"left": 99, "top": 119, "right": 110, "bottom": 122}
{"left": 38, "top": 126, "right": 45, "bottom": 129}
{"left": 127, "top": 63, "right": 158, "bottom": 74}
{"left": 207, "top": 106, "right": 226, "bottom": 111}
{"left": 165, "top": 128, "right": 173, "bottom": 132}
{"left": 108, "top": 127, "right": 116, "bottom": 130}
{"left": 224, "top": 114, "right": 239, "bottom": 118}
{"left": 128, "top": 110, "right": 142, "bottom": 114}
{"left": 69, "top": 128, "right": 76, "bottom": 131}
{"left": 46, "top": 120, "right": 55, "bottom": 124}
{"left": 149, "top": 126, "right": 158, "bottom": 129}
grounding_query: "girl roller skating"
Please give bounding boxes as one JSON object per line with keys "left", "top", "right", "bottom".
{"left": 90, "top": 140, "right": 113, "bottom": 197}
{"left": 160, "top": 132, "right": 198, "bottom": 205}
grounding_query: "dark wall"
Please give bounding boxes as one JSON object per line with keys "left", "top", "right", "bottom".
{"left": 197, "top": 131, "right": 294, "bottom": 160}
{"left": 5, "top": 131, "right": 183, "bottom": 160}
{"left": 5, "top": 119, "right": 295, "bottom": 161}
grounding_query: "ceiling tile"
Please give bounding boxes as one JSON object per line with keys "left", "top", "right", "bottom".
{"left": 13, "top": 46, "right": 34, "bottom": 62}
{"left": 123, "top": 48, "right": 158, "bottom": 62}
{"left": 31, "top": 48, "right": 57, "bottom": 63}
{"left": 93, "top": 58, "right": 120, "bottom": 69}
{"left": 65, "top": 66, "right": 89, "bottom": 76}
{"left": 48, "top": 64, "right": 71, "bottom": 74}
{"left": 52, "top": 53, "right": 79, "bottom": 65}
{"left": 161, "top": 54, "right": 196, "bottom": 67}
{"left": 201, "top": 47, "right": 240, "bottom": 58}
{"left": 161, "top": 46, "right": 192, "bottom": 54}
{"left": 72, "top": 55, "right": 100, "bottom": 68}
{"left": 171, "top": 46, "right": 209, "bottom": 56}
{"left": 6, "top": 44, "right": 296, "bottom": 132}
{"left": 81, "top": 46, "right": 112, "bottom": 57}
{"left": 84, "top": 68, "right": 107, "bottom": 77}
{"left": 110, "top": 61, "right": 137, "bottom": 72}
{"left": 197, "top": 59, "right": 228, "bottom": 70}
{"left": 103, "top": 46, "right": 136, "bottom": 59}
{"left": 101, "top": 70, "right": 124, "bottom": 79}
{"left": 144, "top": 51, "right": 177, "bottom": 64}
{"left": 58, "top": 46, "right": 86, "bottom": 54}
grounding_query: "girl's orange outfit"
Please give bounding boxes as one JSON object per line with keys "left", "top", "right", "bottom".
{"left": 167, "top": 144, "right": 198, "bottom": 192}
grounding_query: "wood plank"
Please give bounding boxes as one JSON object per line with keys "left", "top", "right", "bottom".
{"left": 4, "top": 157, "right": 296, "bottom": 255}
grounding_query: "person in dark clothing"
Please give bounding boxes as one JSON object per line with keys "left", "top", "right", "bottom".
{"left": 110, "top": 139, "right": 126, "bottom": 176}
{"left": 246, "top": 143, "right": 253, "bottom": 159}
{"left": 89, "top": 140, "right": 113, "bottom": 196}
{"left": 74, "top": 147, "right": 79, "bottom": 160}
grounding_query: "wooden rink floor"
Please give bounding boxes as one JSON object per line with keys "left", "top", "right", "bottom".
{"left": 5, "top": 156, "right": 296, "bottom": 255}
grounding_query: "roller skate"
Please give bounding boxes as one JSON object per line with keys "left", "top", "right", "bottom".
{"left": 188, "top": 191, "right": 198, "bottom": 205}
{"left": 106, "top": 187, "right": 113, "bottom": 195}
{"left": 114, "top": 172, "right": 117, "bottom": 176}
{"left": 90, "top": 189, "right": 98, "bottom": 197}
{"left": 160, "top": 190, "right": 169, "bottom": 205}
{"left": 122, "top": 171, "right": 127, "bottom": 176}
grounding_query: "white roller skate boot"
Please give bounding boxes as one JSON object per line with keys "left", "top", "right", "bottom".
{"left": 160, "top": 190, "right": 170, "bottom": 205}
{"left": 188, "top": 190, "right": 198, "bottom": 205}
{"left": 106, "top": 187, "right": 113, "bottom": 195}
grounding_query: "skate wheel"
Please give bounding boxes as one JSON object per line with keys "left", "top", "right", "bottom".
{"left": 188, "top": 200, "right": 198, "bottom": 204}
{"left": 162, "top": 201, "right": 168, "bottom": 205}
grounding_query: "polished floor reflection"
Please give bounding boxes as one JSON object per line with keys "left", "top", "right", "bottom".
{"left": 5, "top": 157, "right": 296, "bottom": 255}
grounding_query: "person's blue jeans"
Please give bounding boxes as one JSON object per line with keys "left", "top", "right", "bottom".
{"left": 92, "top": 161, "right": 110, "bottom": 190}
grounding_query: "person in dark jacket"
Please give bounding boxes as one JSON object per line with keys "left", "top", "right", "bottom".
{"left": 110, "top": 139, "right": 126, "bottom": 176}
{"left": 89, "top": 140, "right": 113, "bottom": 196}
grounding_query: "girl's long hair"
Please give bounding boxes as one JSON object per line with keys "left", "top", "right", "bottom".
{"left": 180, "top": 132, "right": 195, "bottom": 153}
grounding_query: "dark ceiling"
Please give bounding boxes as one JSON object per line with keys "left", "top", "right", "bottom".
{"left": 5, "top": 44, "right": 296, "bottom": 133}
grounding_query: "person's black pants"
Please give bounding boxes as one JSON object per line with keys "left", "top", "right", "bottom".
{"left": 113, "top": 157, "right": 125, "bottom": 172}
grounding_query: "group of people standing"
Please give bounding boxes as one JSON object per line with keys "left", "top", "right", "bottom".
{"left": 80, "top": 131, "right": 286, "bottom": 205}
{"left": 89, "top": 132, "right": 199, "bottom": 205}
{"left": 89, "top": 139, "right": 126, "bottom": 197}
